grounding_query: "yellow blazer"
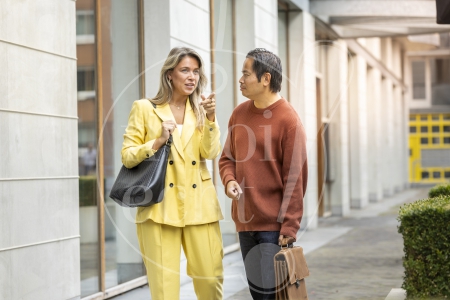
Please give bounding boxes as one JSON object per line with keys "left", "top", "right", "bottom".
{"left": 121, "top": 99, "right": 224, "bottom": 226}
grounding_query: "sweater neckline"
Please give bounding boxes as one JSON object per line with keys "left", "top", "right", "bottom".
{"left": 249, "top": 98, "right": 285, "bottom": 114}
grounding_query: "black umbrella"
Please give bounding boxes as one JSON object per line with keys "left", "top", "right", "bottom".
{"left": 436, "top": 0, "right": 450, "bottom": 24}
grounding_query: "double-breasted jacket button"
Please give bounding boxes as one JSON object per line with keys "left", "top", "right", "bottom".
{"left": 169, "top": 160, "right": 174, "bottom": 165}
{"left": 146, "top": 153, "right": 150, "bottom": 158}
{"left": 169, "top": 183, "right": 174, "bottom": 188}
{"left": 192, "top": 161, "right": 196, "bottom": 165}
{"left": 192, "top": 184, "right": 197, "bottom": 188}
{"left": 209, "top": 127, "right": 213, "bottom": 131}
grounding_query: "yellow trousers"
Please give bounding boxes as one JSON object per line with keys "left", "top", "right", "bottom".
{"left": 136, "top": 220, "right": 224, "bottom": 300}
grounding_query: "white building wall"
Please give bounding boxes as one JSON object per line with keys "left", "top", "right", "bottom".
{"left": 235, "top": 0, "right": 256, "bottom": 104}
{"left": 0, "top": 0, "right": 79, "bottom": 299}
{"left": 287, "top": 11, "right": 318, "bottom": 230}
{"left": 381, "top": 77, "right": 395, "bottom": 196}
{"left": 381, "top": 38, "right": 396, "bottom": 196}
{"left": 348, "top": 54, "right": 369, "bottom": 208}
{"left": 327, "top": 40, "right": 350, "bottom": 216}
{"left": 235, "top": 0, "right": 278, "bottom": 104}
{"left": 393, "top": 85, "right": 404, "bottom": 192}
{"left": 254, "top": 1, "right": 278, "bottom": 53}
{"left": 367, "top": 66, "right": 384, "bottom": 201}
{"left": 110, "top": 0, "right": 144, "bottom": 283}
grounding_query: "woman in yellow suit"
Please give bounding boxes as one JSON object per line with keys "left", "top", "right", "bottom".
{"left": 121, "top": 47, "right": 224, "bottom": 300}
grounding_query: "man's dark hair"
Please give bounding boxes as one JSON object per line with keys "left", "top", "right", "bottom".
{"left": 246, "top": 48, "right": 282, "bottom": 93}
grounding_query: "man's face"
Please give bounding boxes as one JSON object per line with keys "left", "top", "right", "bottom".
{"left": 239, "top": 58, "right": 265, "bottom": 99}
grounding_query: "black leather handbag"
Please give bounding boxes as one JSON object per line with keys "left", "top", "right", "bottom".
{"left": 109, "top": 103, "right": 173, "bottom": 207}
{"left": 109, "top": 135, "right": 173, "bottom": 207}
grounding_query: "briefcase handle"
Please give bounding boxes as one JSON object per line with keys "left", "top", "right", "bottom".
{"left": 280, "top": 243, "right": 294, "bottom": 249}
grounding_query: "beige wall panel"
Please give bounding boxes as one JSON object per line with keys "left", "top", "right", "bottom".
{"left": 0, "top": 44, "right": 77, "bottom": 117}
{"left": 185, "top": 0, "right": 209, "bottom": 11}
{"left": 0, "top": 179, "right": 79, "bottom": 249}
{"left": 0, "top": 239, "right": 80, "bottom": 300}
{"left": 170, "top": 0, "right": 211, "bottom": 53}
{"left": 0, "top": 112, "right": 78, "bottom": 178}
{"left": 0, "top": 0, "right": 76, "bottom": 57}
{"left": 254, "top": 4, "right": 278, "bottom": 52}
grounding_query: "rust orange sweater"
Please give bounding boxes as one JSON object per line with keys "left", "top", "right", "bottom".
{"left": 219, "top": 99, "right": 308, "bottom": 239}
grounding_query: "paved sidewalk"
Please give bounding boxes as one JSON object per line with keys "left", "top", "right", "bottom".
{"left": 229, "top": 188, "right": 428, "bottom": 300}
{"left": 111, "top": 188, "right": 429, "bottom": 300}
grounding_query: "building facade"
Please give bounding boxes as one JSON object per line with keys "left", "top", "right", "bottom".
{"left": 1, "top": 0, "right": 449, "bottom": 299}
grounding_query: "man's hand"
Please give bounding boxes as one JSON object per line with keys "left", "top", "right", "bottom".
{"left": 278, "top": 235, "right": 295, "bottom": 246}
{"left": 225, "top": 180, "right": 242, "bottom": 200}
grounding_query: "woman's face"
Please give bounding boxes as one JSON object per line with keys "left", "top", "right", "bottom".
{"left": 168, "top": 55, "right": 200, "bottom": 97}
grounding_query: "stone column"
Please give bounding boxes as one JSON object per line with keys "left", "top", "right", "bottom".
{"left": 367, "top": 66, "right": 384, "bottom": 201}
{"left": 326, "top": 40, "right": 350, "bottom": 216}
{"left": 348, "top": 54, "right": 369, "bottom": 209}
{"left": 381, "top": 38, "right": 395, "bottom": 197}
{"left": 365, "top": 38, "right": 384, "bottom": 201}
{"left": 0, "top": 1, "right": 79, "bottom": 299}
{"left": 288, "top": 11, "right": 318, "bottom": 229}
{"left": 111, "top": 0, "right": 143, "bottom": 284}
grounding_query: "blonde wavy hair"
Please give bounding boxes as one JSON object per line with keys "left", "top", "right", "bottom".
{"left": 150, "top": 47, "right": 207, "bottom": 131}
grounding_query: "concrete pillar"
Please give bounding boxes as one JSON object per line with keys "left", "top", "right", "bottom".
{"left": 402, "top": 90, "right": 410, "bottom": 189}
{"left": 213, "top": 0, "right": 238, "bottom": 245}
{"left": 367, "top": 67, "right": 384, "bottom": 201}
{"left": 0, "top": 1, "right": 79, "bottom": 299}
{"left": 381, "top": 77, "right": 395, "bottom": 197}
{"left": 381, "top": 38, "right": 395, "bottom": 197}
{"left": 348, "top": 54, "right": 369, "bottom": 209}
{"left": 326, "top": 40, "right": 350, "bottom": 216}
{"left": 234, "top": 0, "right": 278, "bottom": 104}
{"left": 111, "top": 0, "right": 144, "bottom": 284}
{"left": 393, "top": 85, "right": 404, "bottom": 192}
{"left": 144, "top": 0, "right": 212, "bottom": 98}
{"left": 287, "top": 11, "right": 318, "bottom": 229}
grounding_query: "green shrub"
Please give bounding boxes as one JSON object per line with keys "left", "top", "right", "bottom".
{"left": 429, "top": 184, "right": 450, "bottom": 198}
{"left": 79, "top": 176, "right": 98, "bottom": 206}
{"left": 398, "top": 196, "right": 450, "bottom": 299}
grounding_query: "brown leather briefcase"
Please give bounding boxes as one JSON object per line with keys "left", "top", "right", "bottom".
{"left": 274, "top": 246, "right": 310, "bottom": 300}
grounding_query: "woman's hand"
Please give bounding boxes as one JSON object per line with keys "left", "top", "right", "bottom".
{"left": 200, "top": 92, "right": 216, "bottom": 121}
{"left": 152, "top": 120, "right": 177, "bottom": 150}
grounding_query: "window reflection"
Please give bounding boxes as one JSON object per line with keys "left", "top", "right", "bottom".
{"left": 77, "top": 0, "right": 99, "bottom": 297}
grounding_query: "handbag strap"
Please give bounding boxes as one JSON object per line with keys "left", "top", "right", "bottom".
{"left": 151, "top": 101, "right": 173, "bottom": 147}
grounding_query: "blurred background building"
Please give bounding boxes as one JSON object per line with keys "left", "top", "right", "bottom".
{"left": 1, "top": 0, "right": 449, "bottom": 299}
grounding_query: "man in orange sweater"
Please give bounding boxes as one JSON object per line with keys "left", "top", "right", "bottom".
{"left": 219, "top": 48, "right": 308, "bottom": 300}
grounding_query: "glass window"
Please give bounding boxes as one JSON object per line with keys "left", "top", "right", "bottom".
{"left": 420, "top": 115, "right": 428, "bottom": 121}
{"left": 444, "top": 137, "right": 450, "bottom": 144}
{"left": 409, "top": 115, "right": 416, "bottom": 121}
{"left": 432, "top": 115, "right": 440, "bottom": 121}
{"left": 432, "top": 137, "right": 440, "bottom": 144}
{"left": 215, "top": 0, "right": 240, "bottom": 245}
{"left": 77, "top": 69, "right": 95, "bottom": 91}
{"left": 422, "top": 171, "right": 430, "bottom": 179}
{"left": 433, "top": 171, "right": 441, "bottom": 179}
{"left": 445, "top": 171, "right": 450, "bottom": 178}
{"left": 421, "top": 126, "right": 428, "bottom": 133}
{"left": 444, "top": 126, "right": 450, "bottom": 132}
{"left": 432, "top": 126, "right": 440, "bottom": 133}
{"left": 76, "top": 11, "right": 95, "bottom": 36}
{"left": 77, "top": 3, "right": 99, "bottom": 298}
{"left": 412, "top": 60, "right": 426, "bottom": 99}
{"left": 409, "top": 126, "right": 417, "bottom": 133}
{"left": 431, "top": 58, "right": 450, "bottom": 106}
{"left": 409, "top": 148, "right": 413, "bottom": 156}
{"left": 444, "top": 115, "right": 450, "bottom": 120}
{"left": 421, "top": 137, "right": 428, "bottom": 144}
